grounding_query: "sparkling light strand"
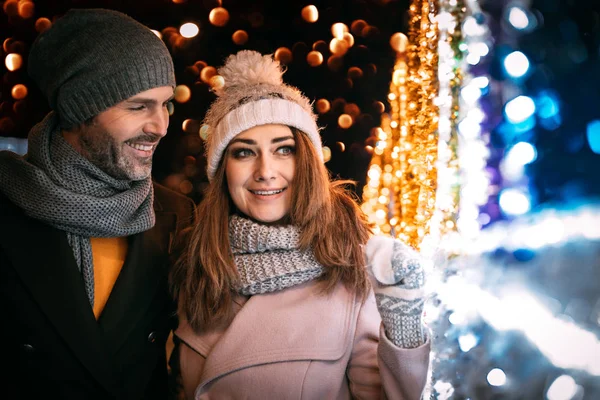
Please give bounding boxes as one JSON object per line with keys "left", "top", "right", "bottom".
{"left": 401, "top": 0, "right": 439, "bottom": 250}
{"left": 423, "top": 0, "right": 492, "bottom": 258}
{"left": 363, "top": 0, "right": 439, "bottom": 251}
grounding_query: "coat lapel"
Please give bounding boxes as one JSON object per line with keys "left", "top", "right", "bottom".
{"left": 177, "top": 282, "right": 358, "bottom": 392}
{"left": 98, "top": 209, "right": 176, "bottom": 351}
{"left": 0, "top": 201, "right": 119, "bottom": 397}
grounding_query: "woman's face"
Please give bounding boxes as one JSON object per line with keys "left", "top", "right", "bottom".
{"left": 225, "top": 124, "right": 296, "bottom": 224}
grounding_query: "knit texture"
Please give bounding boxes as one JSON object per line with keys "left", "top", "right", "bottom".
{"left": 27, "top": 8, "right": 175, "bottom": 129}
{"left": 229, "top": 215, "right": 324, "bottom": 295}
{"left": 204, "top": 50, "right": 323, "bottom": 180}
{"left": 0, "top": 113, "right": 155, "bottom": 305}
{"left": 365, "top": 235, "right": 426, "bottom": 349}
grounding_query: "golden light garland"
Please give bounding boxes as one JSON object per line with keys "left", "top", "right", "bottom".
{"left": 363, "top": 0, "right": 439, "bottom": 251}
{"left": 363, "top": 0, "right": 491, "bottom": 256}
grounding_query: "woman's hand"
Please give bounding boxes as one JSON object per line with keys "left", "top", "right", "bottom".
{"left": 365, "top": 235, "right": 426, "bottom": 348}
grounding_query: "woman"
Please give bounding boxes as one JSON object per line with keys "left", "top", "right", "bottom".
{"left": 170, "top": 50, "right": 430, "bottom": 399}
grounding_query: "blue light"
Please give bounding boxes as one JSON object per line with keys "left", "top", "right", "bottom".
{"left": 586, "top": 120, "right": 600, "bottom": 154}
{"left": 505, "top": 96, "right": 536, "bottom": 124}
{"left": 536, "top": 90, "right": 562, "bottom": 130}
{"left": 506, "top": 142, "right": 537, "bottom": 166}
{"left": 499, "top": 188, "right": 531, "bottom": 216}
{"left": 503, "top": 51, "right": 530, "bottom": 78}
{"left": 508, "top": 7, "right": 529, "bottom": 30}
{"left": 536, "top": 90, "right": 561, "bottom": 119}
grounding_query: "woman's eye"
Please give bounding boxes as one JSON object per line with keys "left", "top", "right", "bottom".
{"left": 277, "top": 145, "right": 295, "bottom": 155}
{"left": 231, "top": 148, "right": 254, "bottom": 159}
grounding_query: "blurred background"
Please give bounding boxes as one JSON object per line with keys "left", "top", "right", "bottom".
{"left": 2, "top": 0, "right": 600, "bottom": 398}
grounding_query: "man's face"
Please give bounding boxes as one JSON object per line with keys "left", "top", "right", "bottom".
{"left": 66, "top": 86, "right": 174, "bottom": 181}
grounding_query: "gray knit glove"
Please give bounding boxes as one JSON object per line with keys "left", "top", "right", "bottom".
{"left": 365, "top": 235, "right": 426, "bottom": 348}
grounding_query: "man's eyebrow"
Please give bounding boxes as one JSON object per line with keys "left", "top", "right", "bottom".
{"left": 125, "top": 95, "right": 174, "bottom": 105}
{"left": 229, "top": 135, "right": 294, "bottom": 145}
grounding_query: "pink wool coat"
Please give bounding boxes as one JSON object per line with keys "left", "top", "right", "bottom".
{"left": 175, "top": 280, "right": 430, "bottom": 399}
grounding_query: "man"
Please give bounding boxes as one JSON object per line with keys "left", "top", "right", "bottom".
{"left": 0, "top": 9, "right": 196, "bottom": 400}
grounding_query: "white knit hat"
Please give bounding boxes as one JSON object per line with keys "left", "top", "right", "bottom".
{"left": 203, "top": 50, "right": 323, "bottom": 181}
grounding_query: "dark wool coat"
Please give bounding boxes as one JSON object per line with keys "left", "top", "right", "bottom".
{"left": 0, "top": 182, "right": 196, "bottom": 400}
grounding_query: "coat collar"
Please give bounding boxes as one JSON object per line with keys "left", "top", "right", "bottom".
{"left": 0, "top": 193, "right": 177, "bottom": 397}
{"left": 176, "top": 281, "right": 359, "bottom": 391}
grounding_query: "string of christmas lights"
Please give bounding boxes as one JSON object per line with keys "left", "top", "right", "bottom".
{"left": 362, "top": 0, "right": 440, "bottom": 251}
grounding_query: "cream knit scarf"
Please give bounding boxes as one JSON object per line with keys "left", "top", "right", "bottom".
{"left": 229, "top": 215, "right": 324, "bottom": 295}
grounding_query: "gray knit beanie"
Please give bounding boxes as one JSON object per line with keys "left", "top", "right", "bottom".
{"left": 203, "top": 50, "right": 323, "bottom": 181}
{"left": 28, "top": 8, "right": 175, "bottom": 129}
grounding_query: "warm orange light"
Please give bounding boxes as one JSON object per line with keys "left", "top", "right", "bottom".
{"left": 342, "top": 32, "right": 354, "bottom": 48}
{"left": 350, "top": 20, "right": 368, "bottom": 36}
{"left": 174, "top": 85, "right": 191, "bottom": 103}
{"left": 347, "top": 66, "right": 363, "bottom": 79}
{"left": 18, "top": 1, "right": 34, "bottom": 18}
{"left": 3, "top": 0, "right": 19, "bottom": 17}
{"left": 338, "top": 114, "right": 353, "bottom": 129}
{"left": 209, "top": 75, "right": 225, "bottom": 90}
{"left": 373, "top": 101, "right": 385, "bottom": 114}
{"left": 5, "top": 53, "right": 22, "bottom": 71}
{"left": 331, "top": 23, "right": 348, "bottom": 39}
{"left": 329, "top": 38, "right": 349, "bottom": 56}
{"left": 182, "top": 119, "right": 200, "bottom": 133}
{"left": 344, "top": 103, "right": 360, "bottom": 117}
{"left": 209, "top": 7, "right": 229, "bottom": 27}
{"left": 301, "top": 5, "right": 319, "bottom": 23}
{"left": 327, "top": 55, "right": 343, "bottom": 72}
{"left": 274, "top": 47, "right": 293, "bottom": 64}
{"left": 316, "top": 99, "right": 330, "bottom": 114}
{"left": 11, "top": 84, "right": 28, "bottom": 100}
{"left": 232, "top": 30, "right": 248, "bottom": 45}
{"left": 390, "top": 32, "right": 409, "bottom": 52}
{"left": 200, "top": 66, "right": 217, "bottom": 83}
{"left": 306, "top": 51, "right": 323, "bottom": 67}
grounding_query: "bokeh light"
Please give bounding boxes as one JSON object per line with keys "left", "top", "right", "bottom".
{"left": 11, "top": 84, "right": 28, "bottom": 100}
{"left": 232, "top": 30, "right": 249, "bottom": 45}
{"left": 209, "top": 75, "right": 225, "bottom": 90}
{"left": 200, "top": 66, "right": 217, "bottom": 83}
{"left": 503, "top": 51, "right": 530, "bottom": 78}
{"left": 33, "top": 17, "right": 51, "bottom": 33}
{"left": 486, "top": 368, "right": 507, "bottom": 387}
{"left": 180, "top": 22, "right": 199, "bottom": 38}
{"left": 174, "top": 85, "right": 191, "bottom": 103}
{"left": 504, "top": 95, "right": 535, "bottom": 124}
{"left": 338, "top": 114, "right": 353, "bottom": 129}
{"left": 350, "top": 20, "right": 368, "bottom": 36}
{"left": 329, "top": 38, "right": 349, "bottom": 56}
{"left": 322, "top": 146, "right": 331, "bottom": 162}
{"left": 301, "top": 5, "right": 318, "bottom": 23}
{"left": 390, "top": 32, "right": 409, "bottom": 52}
{"left": 209, "top": 7, "right": 229, "bottom": 27}
{"left": 499, "top": 188, "right": 531, "bottom": 216}
{"left": 316, "top": 99, "right": 330, "bottom": 114}
{"left": 274, "top": 47, "right": 293, "bottom": 64}
{"left": 331, "top": 22, "right": 348, "bottom": 39}
{"left": 306, "top": 51, "right": 323, "bottom": 67}
{"left": 5, "top": 53, "right": 22, "bottom": 71}
{"left": 18, "top": 1, "right": 35, "bottom": 18}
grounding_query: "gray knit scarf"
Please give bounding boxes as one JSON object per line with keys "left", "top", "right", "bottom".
{"left": 229, "top": 215, "right": 324, "bottom": 295}
{"left": 0, "top": 112, "right": 155, "bottom": 306}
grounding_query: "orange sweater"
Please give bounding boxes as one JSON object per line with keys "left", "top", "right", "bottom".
{"left": 90, "top": 237, "right": 128, "bottom": 319}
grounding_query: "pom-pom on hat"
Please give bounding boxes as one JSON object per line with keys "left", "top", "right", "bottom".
{"left": 203, "top": 50, "right": 323, "bottom": 181}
